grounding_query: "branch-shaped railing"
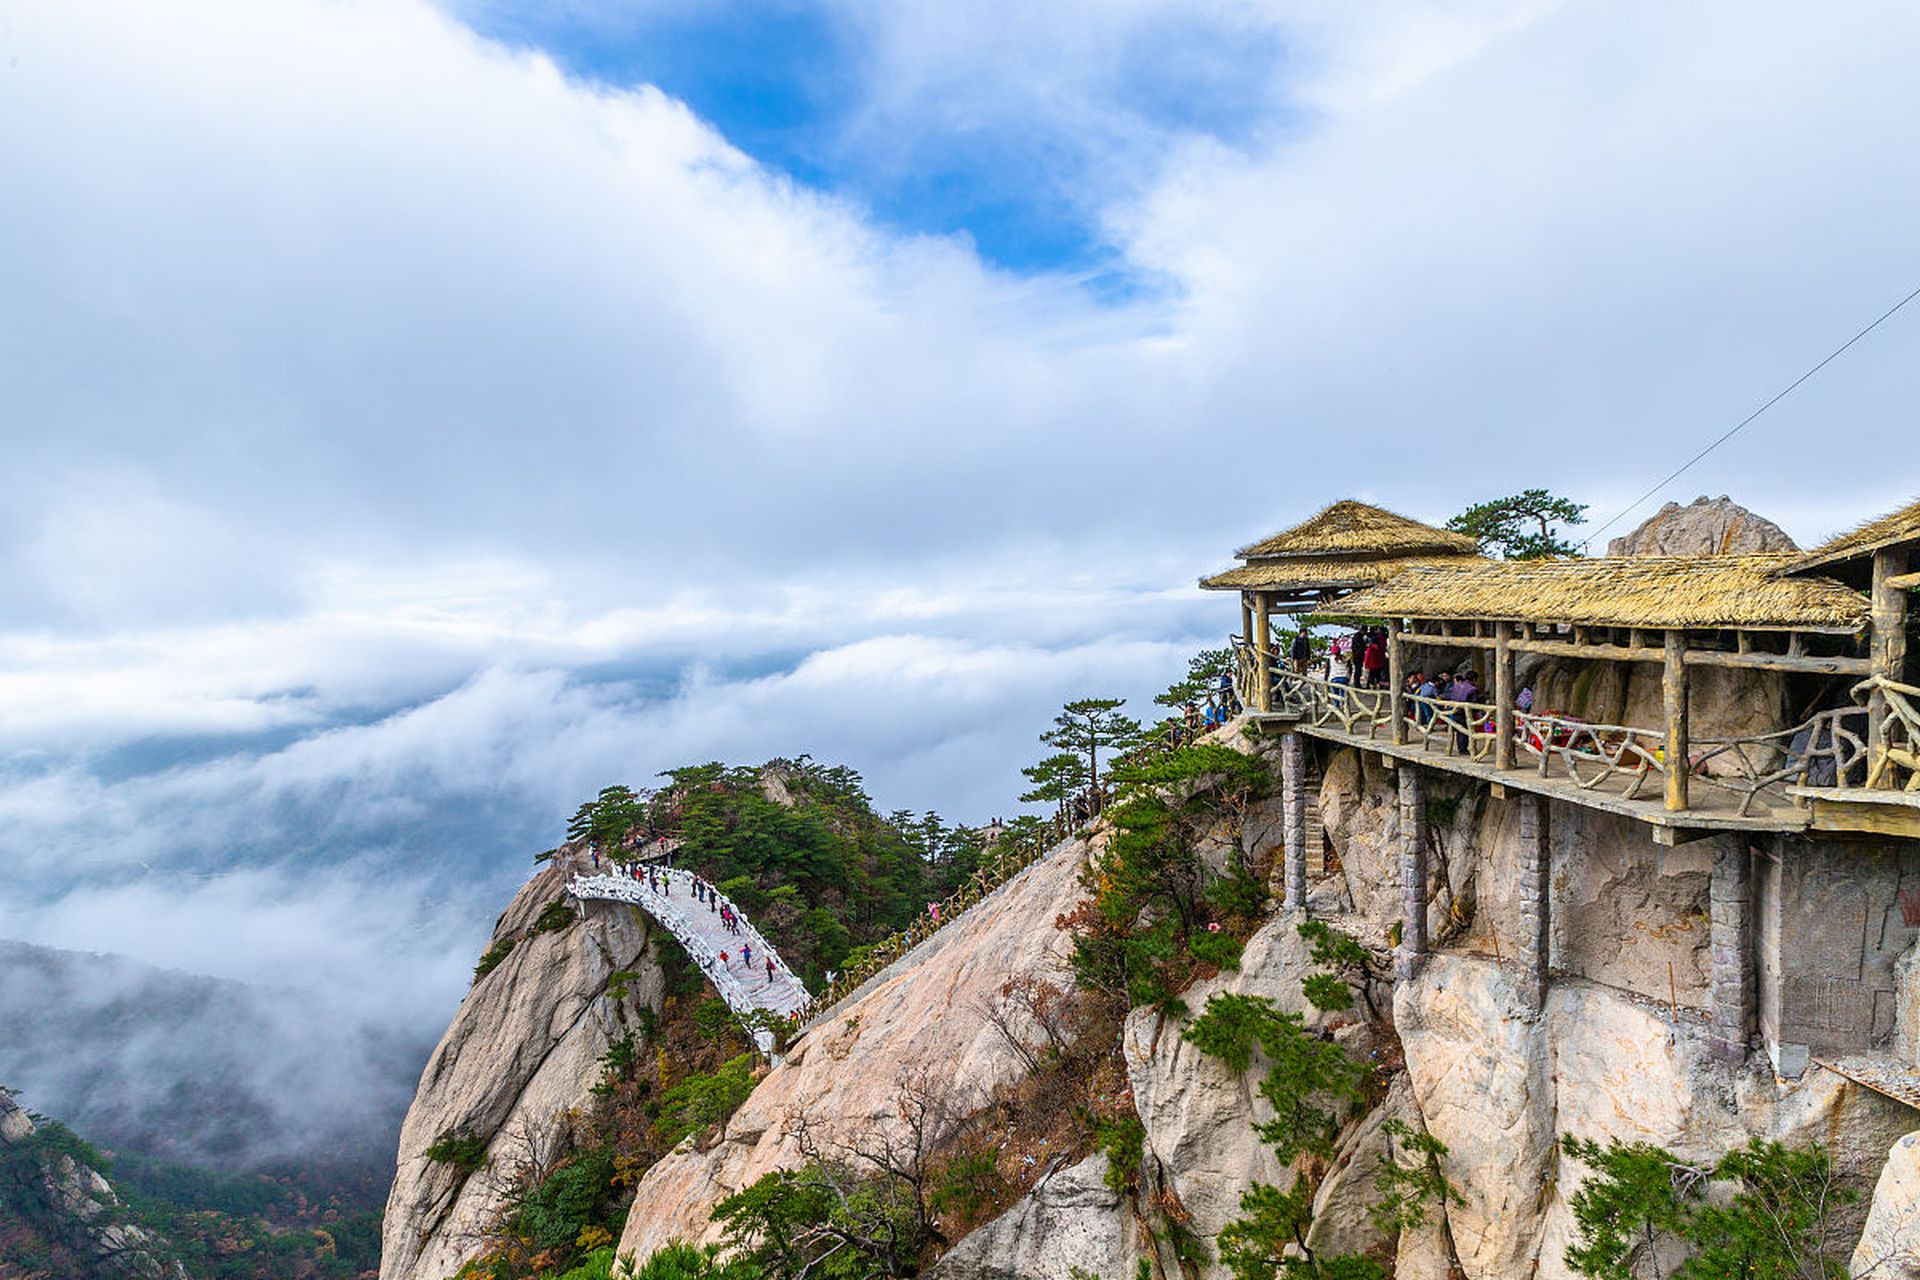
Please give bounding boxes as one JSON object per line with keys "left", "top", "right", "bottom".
{"left": 1858, "top": 675, "right": 1920, "bottom": 792}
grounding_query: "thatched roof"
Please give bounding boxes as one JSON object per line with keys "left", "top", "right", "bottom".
{"left": 1235, "top": 500, "right": 1479, "bottom": 561}
{"left": 1781, "top": 497, "right": 1920, "bottom": 576}
{"left": 1324, "top": 554, "right": 1869, "bottom": 631}
{"left": 1198, "top": 555, "right": 1479, "bottom": 594}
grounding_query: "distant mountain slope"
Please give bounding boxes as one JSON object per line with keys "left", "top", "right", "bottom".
{"left": 0, "top": 939, "right": 429, "bottom": 1173}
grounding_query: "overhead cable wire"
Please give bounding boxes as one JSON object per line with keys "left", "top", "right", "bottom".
{"left": 1580, "top": 281, "right": 1920, "bottom": 550}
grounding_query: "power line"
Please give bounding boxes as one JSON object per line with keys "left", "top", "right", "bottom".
{"left": 1580, "top": 281, "right": 1920, "bottom": 550}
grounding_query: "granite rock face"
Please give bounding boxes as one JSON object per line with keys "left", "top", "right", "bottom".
{"left": 614, "top": 837, "right": 1089, "bottom": 1264}
{"left": 381, "top": 851, "right": 664, "bottom": 1280}
{"left": 924, "top": 1154, "right": 1147, "bottom": 1280}
{"left": 1122, "top": 912, "right": 1329, "bottom": 1245}
{"left": 1606, "top": 495, "right": 1798, "bottom": 557}
{"left": 1854, "top": 1130, "right": 1920, "bottom": 1279}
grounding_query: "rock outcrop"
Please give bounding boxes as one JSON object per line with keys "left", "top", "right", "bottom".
{"left": 925, "top": 1154, "right": 1148, "bottom": 1280}
{"left": 381, "top": 850, "right": 665, "bottom": 1280}
{"left": 0, "top": 1092, "right": 185, "bottom": 1280}
{"left": 1854, "top": 1130, "right": 1920, "bottom": 1279}
{"left": 615, "top": 836, "right": 1090, "bottom": 1262}
{"left": 1606, "top": 495, "right": 1797, "bottom": 556}
{"left": 1122, "top": 912, "right": 1328, "bottom": 1244}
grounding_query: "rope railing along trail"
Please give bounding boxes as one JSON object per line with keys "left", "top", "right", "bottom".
{"left": 787, "top": 834, "right": 1071, "bottom": 1036}
{"left": 570, "top": 867, "right": 809, "bottom": 1056}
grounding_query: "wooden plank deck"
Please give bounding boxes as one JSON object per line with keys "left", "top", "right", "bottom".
{"left": 1250, "top": 709, "right": 1813, "bottom": 835}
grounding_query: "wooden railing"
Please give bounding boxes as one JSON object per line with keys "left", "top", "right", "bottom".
{"left": 1859, "top": 675, "right": 1920, "bottom": 792}
{"left": 1515, "top": 711, "right": 1667, "bottom": 800}
{"left": 1692, "top": 708, "right": 1870, "bottom": 815}
{"left": 1254, "top": 662, "right": 1914, "bottom": 821}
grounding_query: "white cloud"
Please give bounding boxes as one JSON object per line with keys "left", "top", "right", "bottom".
{"left": 5, "top": 0, "right": 1920, "bottom": 1070}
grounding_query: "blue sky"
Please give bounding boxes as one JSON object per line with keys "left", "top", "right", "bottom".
{"left": 454, "top": 0, "right": 1283, "bottom": 278}
{"left": 5, "top": 0, "right": 1920, "bottom": 1074}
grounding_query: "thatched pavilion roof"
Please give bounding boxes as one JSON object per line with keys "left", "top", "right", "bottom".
{"left": 1198, "top": 554, "right": 1477, "bottom": 594}
{"left": 1234, "top": 500, "right": 1479, "bottom": 561}
{"left": 1325, "top": 554, "right": 1869, "bottom": 632}
{"left": 1780, "top": 497, "right": 1920, "bottom": 576}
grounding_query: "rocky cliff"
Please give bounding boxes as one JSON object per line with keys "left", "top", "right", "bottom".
{"left": 615, "top": 835, "right": 1091, "bottom": 1263}
{"left": 398, "top": 734, "right": 1920, "bottom": 1279}
{"left": 0, "top": 1092, "right": 184, "bottom": 1280}
{"left": 381, "top": 848, "right": 665, "bottom": 1280}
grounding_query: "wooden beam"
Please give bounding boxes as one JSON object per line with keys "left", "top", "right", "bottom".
{"left": 1869, "top": 547, "right": 1911, "bottom": 784}
{"left": 1665, "top": 630, "right": 1690, "bottom": 813}
{"left": 1253, "top": 591, "right": 1273, "bottom": 714}
{"left": 1494, "top": 621, "right": 1515, "bottom": 771}
{"left": 1887, "top": 570, "right": 1920, "bottom": 591}
{"left": 1406, "top": 630, "right": 1865, "bottom": 675}
{"left": 1683, "top": 649, "right": 1871, "bottom": 676}
{"left": 1512, "top": 637, "right": 1660, "bottom": 662}
{"left": 1389, "top": 624, "right": 1407, "bottom": 746}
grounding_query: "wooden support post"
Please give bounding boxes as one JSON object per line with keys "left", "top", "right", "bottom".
{"left": 1253, "top": 592, "right": 1273, "bottom": 714}
{"left": 1396, "top": 766, "right": 1428, "bottom": 981}
{"left": 1240, "top": 594, "right": 1254, "bottom": 651}
{"left": 1664, "top": 630, "right": 1690, "bottom": 812}
{"left": 1495, "top": 621, "right": 1515, "bottom": 772}
{"left": 1281, "top": 732, "right": 1309, "bottom": 912}
{"left": 1869, "top": 548, "right": 1911, "bottom": 786}
{"left": 1708, "top": 836, "right": 1754, "bottom": 1063}
{"left": 1389, "top": 623, "right": 1407, "bottom": 746}
{"left": 1517, "top": 792, "right": 1549, "bottom": 1012}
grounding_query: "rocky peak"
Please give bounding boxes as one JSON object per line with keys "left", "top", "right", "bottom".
{"left": 1607, "top": 494, "right": 1798, "bottom": 556}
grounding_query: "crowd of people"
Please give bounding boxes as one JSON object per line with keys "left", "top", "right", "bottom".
{"left": 1283, "top": 630, "right": 1542, "bottom": 746}
{"left": 588, "top": 856, "right": 792, "bottom": 992}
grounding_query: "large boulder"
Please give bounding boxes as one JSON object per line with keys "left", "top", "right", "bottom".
{"left": 925, "top": 1154, "right": 1148, "bottom": 1280}
{"left": 1854, "top": 1130, "right": 1920, "bottom": 1279}
{"left": 381, "top": 852, "right": 665, "bottom": 1280}
{"left": 1304, "top": 1075, "right": 1420, "bottom": 1262}
{"left": 1607, "top": 496, "right": 1798, "bottom": 557}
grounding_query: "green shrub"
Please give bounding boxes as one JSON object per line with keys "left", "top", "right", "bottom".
{"left": 1093, "top": 1112, "right": 1145, "bottom": 1192}
{"left": 473, "top": 937, "right": 516, "bottom": 982}
{"left": 629, "top": 1241, "right": 739, "bottom": 1279}
{"left": 930, "top": 1146, "right": 1005, "bottom": 1220}
{"left": 511, "top": 1147, "right": 624, "bottom": 1257}
{"left": 657, "top": 1055, "right": 756, "bottom": 1147}
{"left": 1301, "top": 972, "right": 1354, "bottom": 1012}
{"left": 533, "top": 899, "right": 579, "bottom": 935}
{"left": 424, "top": 1130, "right": 490, "bottom": 1172}
{"left": 1188, "top": 927, "right": 1245, "bottom": 971}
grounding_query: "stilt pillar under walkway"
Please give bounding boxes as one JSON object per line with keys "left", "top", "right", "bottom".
{"left": 1281, "top": 732, "right": 1308, "bottom": 911}
{"left": 1709, "top": 835, "right": 1755, "bottom": 1063}
{"left": 1516, "top": 792, "right": 1549, "bottom": 1011}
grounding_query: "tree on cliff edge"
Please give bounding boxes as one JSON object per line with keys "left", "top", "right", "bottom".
{"left": 1448, "top": 489, "right": 1588, "bottom": 559}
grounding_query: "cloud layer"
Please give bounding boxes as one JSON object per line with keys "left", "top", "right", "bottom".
{"left": 5, "top": 0, "right": 1920, "bottom": 1142}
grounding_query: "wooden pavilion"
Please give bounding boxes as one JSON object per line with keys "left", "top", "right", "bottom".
{"left": 1211, "top": 494, "right": 1920, "bottom": 1073}
{"left": 1198, "top": 500, "right": 1483, "bottom": 713}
